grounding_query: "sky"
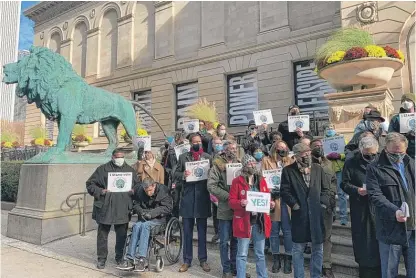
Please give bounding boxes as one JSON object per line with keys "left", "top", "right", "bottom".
{"left": 18, "top": 1, "right": 39, "bottom": 51}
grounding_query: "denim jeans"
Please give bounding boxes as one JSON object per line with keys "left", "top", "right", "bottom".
{"left": 379, "top": 230, "right": 415, "bottom": 278}
{"left": 336, "top": 171, "right": 348, "bottom": 224}
{"left": 126, "top": 220, "right": 159, "bottom": 260}
{"left": 270, "top": 201, "right": 292, "bottom": 255}
{"left": 182, "top": 218, "right": 207, "bottom": 265}
{"left": 292, "top": 242, "right": 323, "bottom": 278}
{"left": 236, "top": 224, "right": 268, "bottom": 278}
{"left": 219, "top": 220, "right": 237, "bottom": 274}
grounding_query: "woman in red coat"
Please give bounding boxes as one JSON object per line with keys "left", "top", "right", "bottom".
{"left": 229, "top": 154, "right": 274, "bottom": 278}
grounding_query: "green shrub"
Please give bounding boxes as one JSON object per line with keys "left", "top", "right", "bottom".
{"left": 1, "top": 161, "right": 23, "bottom": 202}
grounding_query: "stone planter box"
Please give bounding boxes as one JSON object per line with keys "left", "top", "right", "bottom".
{"left": 73, "top": 141, "right": 89, "bottom": 147}
{"left": 319, "top": 57, "right": 404, "bottom": 90}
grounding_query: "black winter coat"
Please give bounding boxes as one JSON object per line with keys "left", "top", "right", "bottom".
{"left": 164, "top": 146, "right": 179, "bottom": 188}
{"left": 133, "top": 183, "right": 173, "bottom": 223}
{"left": 278, "top": 120, "right": 311, "bottom": 150}
{"left": 86, "top": 161, "right": 140, "bottom": 225}
{"left": 345, "top": 130, "right": 385, "bottom": 160}
{"left": 388, "top": 114, "right": 415, "bottom": 158}
{"left": 280, "top": 162, "right": 331, "bottom": 244}
{"left": 366, "top": 151, "right": 415, "bottom": 247}
{"left": 341, "top": 152, "right": 380, "bottom": 267}
{"left": 174, "top": 152, "right": 212, "bottom": 218}
{"left": 240, "top": 130, "right": 269, "bottom": 153}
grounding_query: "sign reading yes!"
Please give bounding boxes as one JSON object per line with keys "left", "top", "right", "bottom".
{"left": 245, "top": 191, "right": 271, "bottom": 213}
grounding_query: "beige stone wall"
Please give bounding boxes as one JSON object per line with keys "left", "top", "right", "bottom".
{"left": 24, "top": 1, "right": 344, "bottom": 147}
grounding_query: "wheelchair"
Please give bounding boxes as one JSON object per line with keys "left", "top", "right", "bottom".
{"left": 121, "top": 215, "right": 183, "bottom": 272}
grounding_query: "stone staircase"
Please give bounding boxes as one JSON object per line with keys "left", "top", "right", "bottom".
{"left": 190, "top": 196, "right": 407, "bottom": 277}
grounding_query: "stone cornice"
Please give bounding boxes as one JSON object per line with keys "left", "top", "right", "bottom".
{"left": 25, "top": 2, "right": 87, "bottom": 24}
{"left": 117, "top": 13, "right": 133, "bottom": 23}
{"left": 90, "top": 27, "right": 337, "bottom": 87}
{"left": 154, "top": 1, "right": 172, "bottom": 8}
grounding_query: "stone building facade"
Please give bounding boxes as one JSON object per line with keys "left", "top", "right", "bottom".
{"left": 23, "top": 1, "right": 415, "bottom": 149}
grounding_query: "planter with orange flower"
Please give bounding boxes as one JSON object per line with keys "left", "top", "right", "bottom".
{"left": 1, "top": 130, "right": 21, "bottom": 150}
{"left": 120, "top": 128, "right": 148, "bottom": 143}
{"left": 29, "top": 127, "right": 53, "bottom": 147}
{"left": 71, "top": 125, "right": 92, "bottom": 149}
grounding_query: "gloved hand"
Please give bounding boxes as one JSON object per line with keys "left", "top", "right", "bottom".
{"left": 142, "top": 213, "right": 152, "bottom": 221}
{"left": 327, "top": 152, "right": 341, "bottom": 160}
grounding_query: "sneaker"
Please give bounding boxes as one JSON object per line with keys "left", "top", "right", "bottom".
{"left": 200, "top": 262, "right": 211, "bottom": 272}
{"left": 134, "top": 257, "right": 146, "bottom": 272}
{"left": 96, "top": 260, "right": 106, "bottom": 269}
{"left": 116, "top": 260, "right": 134, "bottom": 271}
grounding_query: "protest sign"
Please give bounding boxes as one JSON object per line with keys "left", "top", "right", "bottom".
{"left": 226, "top": 163, "right": 242, "bottom": 185}
{"left": 262, "top": 169, "right": 282, "bottom": 189}
{"left": 253, "top": 109, "right": 274, "bottom": 126}
{"left": 174, "top": 143, "right": 190, "bottom": 160}
{"left": 107, "top": 172, "right": 133, "bottom": 192}
{"left": 323, "top": 135, "right": 345, "bottom": 155}
{"left": 246, "top": 191, "right": 271, "bottom": 213}
{"left": 133, "top": 135, "right": 151, "bottom": 151}
{"left": 185, "top": 159, "right": 210, "bottom": 182}
{"left": 183, "top": 119, "right": 200, "bottom": 133}
{"left": 288, "top": 115, "right": 310, "bottom": 132}
{"left": 399, "top": 113, "right": 415, "bottom": 133}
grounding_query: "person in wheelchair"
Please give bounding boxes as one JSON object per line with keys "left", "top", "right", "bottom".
{"left": 118, "top": 178, "right": 173, "bottom": 272}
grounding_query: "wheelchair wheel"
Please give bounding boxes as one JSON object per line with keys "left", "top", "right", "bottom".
{"left": 155, "top": 256, "right": 164, "bottom": 272}
{"left": 122, "top": 233, "right": 132, "bottom": 260}
{"left": 164, "top": 217, "right": 182, "bottom": 264}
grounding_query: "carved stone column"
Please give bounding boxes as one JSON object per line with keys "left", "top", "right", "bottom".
{"left": 324, "top": 86, "right": 394, "bottom": 140}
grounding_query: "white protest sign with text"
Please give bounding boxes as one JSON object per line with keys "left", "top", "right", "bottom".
{"left": 133, "top": 135, "right": 151, "bottom": 151}
{"left": 323, "top": 135, "right": 345, "bottom": 155}
{"left": 185, "top": 159, "right": 210, "bottom": 182}
{"left": 246, "top": 191, "right": 271, "bottom": 213}
{"left": 107, "top": 172, "right": 133, "bottom": 192}
{"left": 262, "top": 169, "right": 282, "bottom": 189}
{"left": 253, "top": 109, "right": 274, "bottom": 126}
{"left": 288, "top": 115, "right": 310, "bottom": 132}
{"left": 399, "top": 113, "right": 415, "bottom": 133}
{"left": 226, "top": 163, "right": 242, "bottom": 185}
{"left": 175, "top": 143, "right": 190, "bottom": 160}
{"left": 183, "top": 119, "right": 200, "bottom": 134}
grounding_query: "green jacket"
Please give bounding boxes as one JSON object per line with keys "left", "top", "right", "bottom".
{"left": 317, "top": 158, "right": 337, "bottom": 210}
{"left": 330, "top": 153, "right": 345, "bottom": 173}
{"left": 207, "top": 153, "right": 239, "bottom": 220}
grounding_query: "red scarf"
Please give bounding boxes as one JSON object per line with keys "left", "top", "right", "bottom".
{"left": 191, "top": 148, "right": 203, "bottom": 161}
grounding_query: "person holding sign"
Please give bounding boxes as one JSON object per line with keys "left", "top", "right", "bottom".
{"left": 207, "top": 141, "right": 245, "bottom": 278}
{"left": 174, "top": 133, "right": 212, "bottom": 273}
{"left": 241, "top": 120, "right": 270, "bottom": 153}
{"left": 206, "top": 123, "right": 234, "bottom": 155}
{"left": 86, "top": 149, "right": 141, "bottom": 269}
{"left": 229, "top": 154, "right": 275, "bottom": 278}
{"left": 262, "top": 140, "right": 294, "bottom": 274}
{"left": 388, "top": 93, "right": 415, "bottom": 158}
{"left": 280, "top": 143, "right": 331, "bottom": 278}
{"left": 341, "top": 136, "right": 381, "bottom": 278}
{"left": 135, "top": 150, "right": 165, "bottom": 184}
{"left": 278, "top": 105, "right": 312, "bottom": 150}
{"left": 366, "top": 133, "right": 415, "bottom": 278}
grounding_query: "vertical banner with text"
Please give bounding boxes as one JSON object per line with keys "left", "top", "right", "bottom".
{"left": 176, "top": 82, "right": 199, "bottom": 130}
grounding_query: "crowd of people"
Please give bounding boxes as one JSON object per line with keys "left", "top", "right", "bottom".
{"left": 85, "top": 95, "right": 415, "bottom": 278}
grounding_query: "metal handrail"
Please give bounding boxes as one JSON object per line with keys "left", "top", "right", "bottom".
{"left": 65, "top": 191, "right": 88, "bottom": 236}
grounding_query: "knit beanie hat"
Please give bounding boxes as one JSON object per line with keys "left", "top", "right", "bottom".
{"left": 241, "top": 154, "right": 256, "bottom": 167}
{"left": 401, "top": 93, "right": 415, "bottom": 104}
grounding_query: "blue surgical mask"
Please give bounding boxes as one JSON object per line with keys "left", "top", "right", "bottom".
{"left": 326, "top": 130, "right": 336, "bottom": 137}
{"left": 214, "top": 144, "right": 223, "bottom": 153}
{"left": 254, "top": 152, "right": 264, "bottom": 161}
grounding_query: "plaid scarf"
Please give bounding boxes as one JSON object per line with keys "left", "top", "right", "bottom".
{"left": 297, "top": 161, "right": 311, "bottom": 187}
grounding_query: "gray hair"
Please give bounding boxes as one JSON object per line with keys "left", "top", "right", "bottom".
{"left": 223, "top": 140, "right": 236, "bottom": 150}
{"left": 385, "top": 132, "right": 408, "bottom": 147}
{"left": 359, "top": 136, "right": 379, "bottom": 151}
{"left": 293, "top": 143, "right": 310, "bottom": 156}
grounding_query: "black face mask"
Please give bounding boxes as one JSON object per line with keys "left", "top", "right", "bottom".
{"left": 362, "top": 153, "right": 377, "bottom": 162}
{"left": 164, "top": 143, "right": 169, "bottom": 149}
{"left": 290, "top": 111, "right": 298, "bottom": 116}
{"left": 312, "top": 147, "right": 324, "bottom": 158}
{"left": 277, "top": 149, "right": 288, "bottom": 157}
{"left": 192, "top": 144, "right": 201, "bottom": 152}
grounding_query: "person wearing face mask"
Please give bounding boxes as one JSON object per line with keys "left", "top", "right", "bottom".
{"left": 207, "top": 123, "right": 235, "bottom": 155}
{"left": 341, "top": 136, "right": 381, "bottom": 278}
{"left": 262, "top": 140, "right": 294, "bottom": 274}
{"left": 280, "top": 143, "right": 331, "bottom": 278}
{"left": 174, "top": 133, "right": 213, "bottom": 273}
{"left": 354, "top": 104, "right": 377, "bottom": 135}
{"left": 278, "top": 105, "right": 312, "bottom": 150}
{"left": 208, "top": 141, "right": 250, "bottom": 278}
{"left": 136, "top": 150, "right": 165, "bottom": 184}
{"left": 249, "top": 143, "right": 265, "bottom": 170}
{"left": 86, "top": 149, "right": 141, "bottom": 269}
{"left": 366, "top": 132, "right": 415, "bottom": 278}
{"left": 229, "top": 154, "right": 274, "bottom": 278}
{"left": 310, "top": 139, "right": 337, "bottom": 278}
{"left": 265, "top": 131, "right": 283, "bottom": 154}
{"left": 241, "top": 120, "right": 269, "bottom": 153}
{"left": 388, "top": 93, "right": 415, "bottom": 158}
{"left": 345, "top": 110, "right": 386, "bottom": 160}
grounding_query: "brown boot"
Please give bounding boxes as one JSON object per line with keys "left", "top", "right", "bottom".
{"left": 179, "top": 263, "right": 190, "bottom": 272}
{"left": 200, "top": 262, "right": 211, "bottom": 272}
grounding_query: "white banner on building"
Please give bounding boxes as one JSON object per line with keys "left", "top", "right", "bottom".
{"left": 253, "top": 109, "right": 274, "bottom": 126}
{"left": 246, "top": 191, "right": 271, "bottom": 213}
{"left": 226, "top": 163, "right": 243, "bottom": 185}
{"left": 288, "top": 115, "right": 310, "bottom": 132}
{"left": 183, "top": 119, "right": 200, "bottom": 133}
{"left": 323, "top": 135, "right": 345, "bottom": 155}
{"left": 185, "top": 159, "right": 210, "bottom": 182}
{"left": 176, "top": 83, "right": 198, "bottom": 130}
{"left": 133, "top": 135, "right": 151, "bottom": 151}
{"left": 227, "top": 72, "right": 258, "bottom": 127}
{"left": 107, "top": 172, "right": 132, "bottom": 192}
{"left": 262, "top": 169, "right": 282, "bottom": 189}
{"left": 174, "top": 143, "right": 190, "bottom": 160}
{"left": 399, "top": 113, "right": 416, "bottom": 133}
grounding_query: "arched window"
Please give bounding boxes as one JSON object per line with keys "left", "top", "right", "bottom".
{"left": 72, "top": 21, "right": 88, "bottom": 77}
{"left": 49, "top": 32, "right": 61, "bottom": 53}
{"left": 407, "top": 23, "right": 415, "bottom": 93}
{"left": 100, "top": 9, "right": 118, "bottom": 77}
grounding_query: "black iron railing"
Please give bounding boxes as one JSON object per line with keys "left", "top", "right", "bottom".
{"left": 65, "top": 191, "right": 88, "bottom": 236}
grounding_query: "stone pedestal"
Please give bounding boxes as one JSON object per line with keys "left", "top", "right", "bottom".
{"left": 324, "top": 87, "right": 394, "bottom": 140}
{"left": 7, "top": 164, "right": 100, "bottom": 245}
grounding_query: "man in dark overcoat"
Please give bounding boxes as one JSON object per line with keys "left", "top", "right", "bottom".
{"left": 280, "top": 143, "right": 331, "bottom": 278}
{"left": 86, "top": 149, "right": 141, "bottom": 269}
{"left": 174, "top": 133, "right": 212, "bottom": 273}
